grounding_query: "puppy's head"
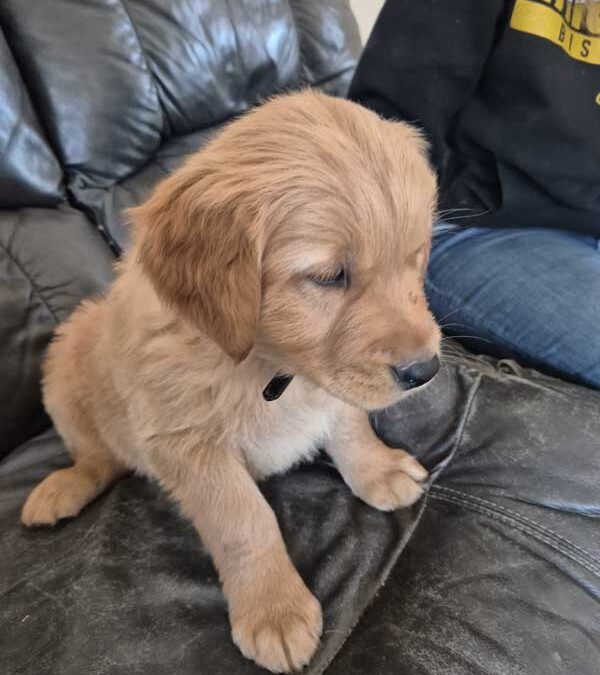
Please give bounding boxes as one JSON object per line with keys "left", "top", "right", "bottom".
{"left": 132, "top": 91, "right": 440, "bottom": 410}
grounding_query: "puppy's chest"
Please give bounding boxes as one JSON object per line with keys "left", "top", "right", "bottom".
{"left": 240, "top": 384, "right": 340, "bottom": 480}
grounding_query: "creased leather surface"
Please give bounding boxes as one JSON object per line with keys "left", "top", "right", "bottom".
{"left": 0, "top": 432, "right": 430, "bottom": 675}
{"left": 0, "top": 355, "right": 477, "bottom": 675}
{"left": 0, "top": 0, "right": 360, "bottom": 249}
{"left": 89, "top": 128, "right": 217, "bottom": 251}
{"left": 0, "top": 0, "right": 358, "bottom": 231}
{"left": 0, "top": 27, "right": 63, "bottom": 209}
{"left": 121, "top": 0, "right": 300, "bottom": 136}
{"left": 288, "top": 0, "right": 361, "bottom": 93}
{"left": 0, "top": 0, "right": 165, "bottom": 189}
{"left": 0, "top": 207, "right": 115, "bottom": 458}
{"left": 328, "top": 355, "right": 600, "bottom": 675}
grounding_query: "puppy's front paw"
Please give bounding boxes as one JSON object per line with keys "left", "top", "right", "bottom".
{"left": 349, "top": 448, "right": 428, "bottom": 512}
{"left": 231, "top": 573, "right": 322, "bottom": 673}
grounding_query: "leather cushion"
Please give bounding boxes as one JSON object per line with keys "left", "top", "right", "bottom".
{"left": 0, "top": 27, "right": 63, "bottom": 209}
{"left": 0, "top": 207, "right": 115, "bottom": 458}
{"left": 0, "top": 0, "right": 300, "bottom": 192}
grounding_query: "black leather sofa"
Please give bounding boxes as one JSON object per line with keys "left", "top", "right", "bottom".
{"left": 1, "top": 2, "right": 598, "bottom": 674}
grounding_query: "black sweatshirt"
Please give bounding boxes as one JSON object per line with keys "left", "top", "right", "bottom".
{"left": 349, "top": 0, "right": 600, "bottom": 236}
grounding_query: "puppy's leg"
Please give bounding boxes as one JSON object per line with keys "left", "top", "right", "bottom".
{"left": 156, "top": 448, "right": 322, "bottom": 674}
{"left": 327, "top": 405, "right": 428, "bottom": 511}
{"left": 22, "top": 309, "right": 129, "bottom": 527}
{"left": 22, "top": 386, "right": 127, "bottom": 527}
{"left": 21, "top": 442, "right": 127, "bottom": 527}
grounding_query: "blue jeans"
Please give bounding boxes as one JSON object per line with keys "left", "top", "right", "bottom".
{"left": 427, "top": 226, "right": 600, "bottom": 389}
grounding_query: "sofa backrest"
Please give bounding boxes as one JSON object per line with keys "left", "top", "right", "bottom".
{"left": 0, "top": 0, "right": 360, "bottom": 212}
{"left": 0, "top": 26, "right": 64, "bottom": 209}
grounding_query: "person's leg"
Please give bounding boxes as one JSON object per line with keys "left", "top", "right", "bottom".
{"left": 426, "top": 226, "right": 600, "bottom": 389}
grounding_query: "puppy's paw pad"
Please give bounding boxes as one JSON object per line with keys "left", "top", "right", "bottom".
{"left": 233, "top": 594, "right": 322, "bottom": 672}
{"left": 21, "top": 469, "right": 92, "bottom": 527}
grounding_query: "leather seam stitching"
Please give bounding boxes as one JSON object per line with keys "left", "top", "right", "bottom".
{"left": 434, "top": 485, "right": 600, "bottom": 569}
{"left": 430, "top": 490, "right": 600, "bottom": 578}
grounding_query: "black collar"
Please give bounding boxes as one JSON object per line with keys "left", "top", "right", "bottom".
{"left": 262, "top": 373, "right": 294, "bottom": 401}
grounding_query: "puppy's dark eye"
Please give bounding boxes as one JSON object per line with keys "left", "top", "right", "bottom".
{"left": 311, "top": 266, "right": 348, "bottom": 289}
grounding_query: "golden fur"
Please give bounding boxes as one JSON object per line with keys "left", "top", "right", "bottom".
{"left": 21, "top": 91, "right": 440, "bottom": 673}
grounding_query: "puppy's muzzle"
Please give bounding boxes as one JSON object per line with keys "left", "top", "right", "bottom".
{"left": 391, "top": 355, "right": 440, "bottom": 390}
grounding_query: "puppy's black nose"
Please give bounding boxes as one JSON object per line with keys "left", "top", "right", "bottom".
{"left": 391, "top": 355, "right": 440, "bottom": 390}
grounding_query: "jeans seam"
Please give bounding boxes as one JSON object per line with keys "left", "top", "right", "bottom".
{"left": 430, "top": 486, "right": 600, "bottom": 578}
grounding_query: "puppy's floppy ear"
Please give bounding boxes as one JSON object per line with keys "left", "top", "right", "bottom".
{"left": 130, "top": 165, "right": 261, "bottom": 363}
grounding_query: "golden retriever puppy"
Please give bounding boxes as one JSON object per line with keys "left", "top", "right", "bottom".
{"left": 21, "top": 90, "right": 440, "bottom": 673}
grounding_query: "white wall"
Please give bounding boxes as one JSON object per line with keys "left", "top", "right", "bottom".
{"left": 349, "top": 0, "right": 384, "bottom": 42}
